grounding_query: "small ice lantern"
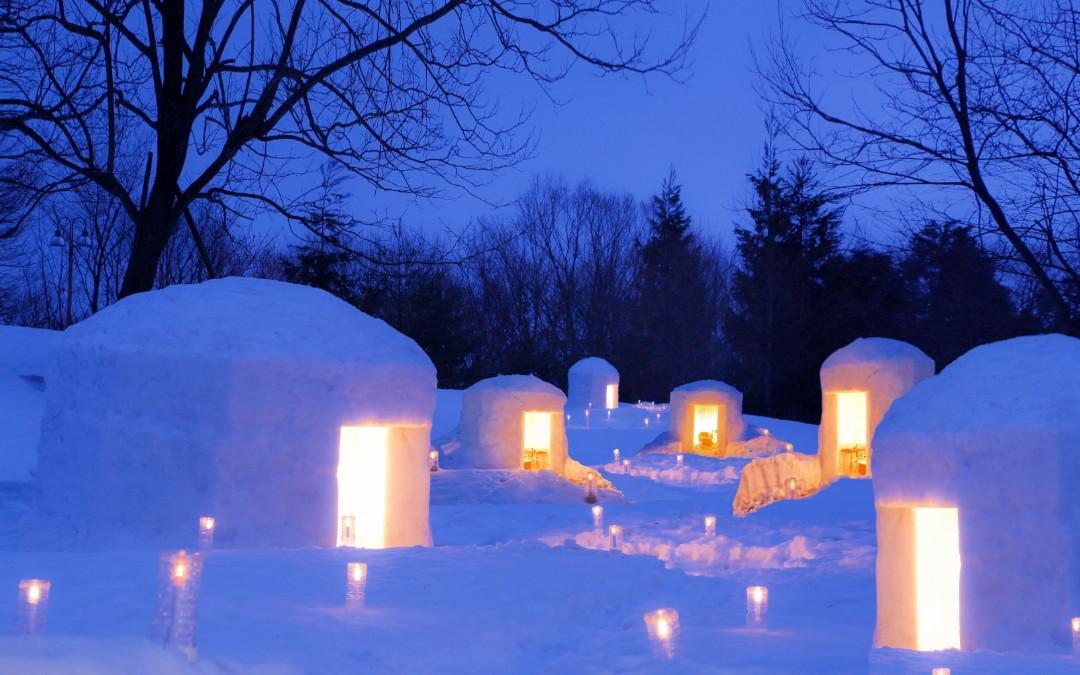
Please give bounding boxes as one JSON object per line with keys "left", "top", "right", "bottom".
{"left": 346, "top": 562, "right": 367, "bottom": 608}
{"left": 613, "top": 448, "right": 621, "bottom": 464}
{"left": 931, "top": 669, "right": 950, "bottom": 675}
{"left": 785, "top": 478, "right": 797, "bottom": 500}
{"left": 622, "top": 459, "right": 631, "bottom": 472}
{"left": 17, "top": 579, "right": 51, "bottom": 634}
{"left": 676, "top": 454, "right": 684, "bottom": 467}
{"left": 584, "top": 472, "right": 597, "bottom": 504}
{"left": 1072, "top": 617, "right": 1080, "bottom": 651}
{"left": 592, "top": 505, "right": 604, "bottom": 530}
{"left": 609, "top": 524, "right": 624, "bottom": 552}
{"left": 746, "top": 585, "right": 768, "bottom": 629}
{"left": 429, "top": 450, "right": 440, "bottom": 472}
{"left": 152, "top": 550, "right": 204, "bottom": 661}
{"left": 704, "top": 515, "right": 716, "bottom": 536}
{"left": 198, "top": 516, "right": 215, "bottom": 548}
{"left": 643, "top": 608, "right": 680, "bottom": 660}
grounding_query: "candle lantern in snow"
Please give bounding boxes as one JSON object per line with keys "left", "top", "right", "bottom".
{"left": 643, "top": 608, "right": 680, "bottom": 660}
{"left": 198, "top": 516, "right": 215, "bottom": 548}
{"left": 785, "top": 478, "right": 797, "bottom": 500}
{"left": 429, "top": 450, "right": 440, "bottom": 472}
{"left": 746, "top": 585, "right": 768, "bottom": 630}
{"left": 704, "top": 515, "right": 716, "bottom": 536}
{"left": 584, "top": 472, "right": 597, "bottom": 504}
{"left": 613, "top": 448, "right": 620, "bottom": 464}
{"left": 1072, "top": 617, "right": 1080, "bottom": 652}
{"left": 152, "top": 550, "right": 204, "bottom": 661}
{"left": 676, "top": 454, "right": 684, "bottom": 467}
{"left": 592, "top": 505, "right": 603, "bottom": 530}
{"left": 17, "top": 579, "right": 51, "bottom": 635}
{"left": 608, "top": 524, "right": 624, "bottom": 552}
{"left": 346, "top": 562, "right": 367, "bottom": 608}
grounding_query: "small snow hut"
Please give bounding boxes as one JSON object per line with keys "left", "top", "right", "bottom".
{"left": 566, "top": 357, "right": 619, "bottom": 411}
{"left": 454, "top": 375, "right": 569, "bottom": 474}
{"left": 818, "top": 338, "right": 933, "bottom": 482}
{"left": 36, "top": 278, "right": 436, "bottom": 549}
{"left": 872, "top": 335, "right": 1080, "bottom": 654}
{"left": 669, "top": 380, "right": 745, "bottom": 456}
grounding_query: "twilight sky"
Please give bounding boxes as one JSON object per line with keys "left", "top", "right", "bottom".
{"left": 348, "top": 3, "right": 797, "bottom": 245}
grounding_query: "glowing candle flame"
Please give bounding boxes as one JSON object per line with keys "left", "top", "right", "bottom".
{"left": 746, "top": 585, "right": 768, "bottom": 629}
{"left": 613, "top": 448, "right": 620, "bottom": 463}
{"left": 704, "top": 515, "right": 716, "bottom": 536}
{"left": 676, "top": 453, "right": 684, "bottom": 466}
{"left": 26, "top": 582, "right": 41, "bottom": 605}
{"left": 643, "top": 608, "right": 680, "bottom": 660}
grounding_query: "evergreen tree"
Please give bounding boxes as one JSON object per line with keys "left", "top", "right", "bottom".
{"left": 622, "top": 170, "right": 718, "bottom": 401}
{"left": 899, "top": 221, "right": 1022, "bottom": 366}
{"left": 724, "top": 152, "right": 845, "bottom": 420}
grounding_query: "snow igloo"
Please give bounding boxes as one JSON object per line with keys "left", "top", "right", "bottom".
{"left": 669, "top": 380, "right": 746, "bottom": 456}
{"left": 872, "top": 334, "right": 1080, "bottom": 655}
{"left": 818, "top": 338, "right": 934, "bottom": 482}
{"left": 566, "top": 357, "right": 619, "bottom": 411}
{"left": 35, "top": 277, "right": 436, "bottom": 549}
{"left": 453, "top": 375, "right": 569, "bottom": 474}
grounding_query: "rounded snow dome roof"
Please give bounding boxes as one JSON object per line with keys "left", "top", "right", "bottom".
{"left": 672, "top": 379, "right": 741, "bottom": 397}
{"left": 64, "top": 277, "right": 432, "bottom": 368}
{"left": 568, "top": 357, "right": 618, "bottom": 376}
{"left": 466, "top": 374, "right": 565, "bottom": 400}
{"left": 821, "top": 337, "right": 932, "bottom": 371}
{"left": 875, "top": 334, "right": 1080, "bottom": 436}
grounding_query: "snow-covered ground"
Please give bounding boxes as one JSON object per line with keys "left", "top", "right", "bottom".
{"left": 0, "top": 394, "right": 1076, "bottom": 673}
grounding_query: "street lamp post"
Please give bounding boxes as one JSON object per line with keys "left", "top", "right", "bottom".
{"left": 50, "top": 220, "right": 91, "bottom": 327}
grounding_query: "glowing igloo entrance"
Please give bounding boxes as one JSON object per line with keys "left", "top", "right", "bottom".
{"left": 875, "top": 505, "right": 961, "bottom": 651}
{"left": 522, "top": 411, "right": 553, "bottom": 471}
{"left": 829, "top": 390, "right": 869, "bottom": 477}
{"left": 692, "top": 404, "right": 722, "bottom": 452}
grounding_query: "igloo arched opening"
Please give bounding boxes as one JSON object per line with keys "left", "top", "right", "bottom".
{"left": 35, "top": 278, "right": 436, "bottom": 549}
{"left": 817, "top": 338, "right": 934, "bottom": 482}
{"left": 872, "top": 334, "right": 1080, "bottom": 655}
{"left": 566, "top": 357, "right": 619, "bottom": 411}
{"left": 451, "top": 374, "right": 569, "bottom": 474}
{"left": 668, "top": 380, "right": 746, "bottom": 456}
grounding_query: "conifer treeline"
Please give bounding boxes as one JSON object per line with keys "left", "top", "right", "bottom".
{"left": 281, "top": 155, "right": 1039, "bottom": 422}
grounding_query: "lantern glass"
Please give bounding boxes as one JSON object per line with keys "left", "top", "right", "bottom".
{"left": 17, "top": 579, "right": 51, "bottom": 634}
{"left": 643, "top": 608, "right": 680, "bottom": 660}
{"left": 746, "top": 585, "right": 768, "bottom": 629}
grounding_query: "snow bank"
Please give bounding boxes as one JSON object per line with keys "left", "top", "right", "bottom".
{"left": 733, "top": 452, "right": 822, "bottom": 516}
{"left": 818, "top": 337, "right": 933, "bottom": 482}
{"left": 35, "top": 277, "right": 436, "bottom": 548}
{"left": 566, "top": 356, "right": 618, "bottom": 410}
{"left": 872, "top": 334, "right": 1080, "bottom": 654}
{"left": 0, "top": 325, "right": 58, "bottom": 483}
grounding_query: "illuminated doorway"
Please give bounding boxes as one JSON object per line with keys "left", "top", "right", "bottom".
{"left": 835, "top": 391, "right": 869, "bottom": 476}
{"left": 336, "top": 426, "right": 389, "bottom": 548}
{"left": 605, "top": 384, "right": 618, "bottom": 410}
{"left": 522, "top": 411, "right": 553, "bottom": 471}
{"left": 692, "top": 404, "right": 720, "bottom": 451}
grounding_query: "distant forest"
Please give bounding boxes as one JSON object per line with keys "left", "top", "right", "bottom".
{"left": 2, "top": 149, "right": 1060, "bottom": 422}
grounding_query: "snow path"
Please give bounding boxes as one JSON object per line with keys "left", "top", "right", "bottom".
{"left": 0, "top": 401, "right": 1075, "bottom": 672}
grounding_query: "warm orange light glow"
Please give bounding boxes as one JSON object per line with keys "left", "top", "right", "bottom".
{"left": 523, "top": 411, "right": 552, "bottom": 450}
{"left": 172, "top": 553, "right": 189, "bottom": 586}
{"left": 746, "top": 585, "right": 768, "bottom": 629}
{"left": 199, "top": 516, "right": 215, "bottom": 532}
{"left": 914, "top": 507, "right": 961, "bottom": 651}
{"left": 643, "top": 608, "right": 680, "bottom": 658}
{"left": 1072, "top": 617, "right": 1079, "bottom": 633}
{"left": 26, "top": 582, "right": 41, "bottom": 605}
{"left": 348, "top": 562, "right": 367, "bottom": 583}
{"left": 605, "top": 384, "right": 617, "bottom": 409}
{"left": 613, "top": 448, "right": 620, "bottom": 463}
{"left": 676, "top": 454, "right": 683, "bottom": 466}
{"left": 692, "top": 404, "right": 720, "bottom": 447}
{"left": 609, "top": 524, "right": 623, "bottom": 551}
{"left": 337, "top": 426, "right": 390, "bottom": 549}
{"left": 931, "top": 669, "right": 950, "bottom": 675}
{"left": 749, "top": 586, "right": 765, "bottom": 605}
{"left": 704, "top": 515, "right": 716, "bottom": 536}
{"left": 592, "top": 505, "right": 603, "bottom": 528}
{"left": 835, "top": 391, "right": 869, "bottom": 449}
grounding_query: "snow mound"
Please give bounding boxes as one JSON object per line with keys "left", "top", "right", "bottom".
{"left": 733, "top": 452, "right": 822, "bottom": 516}
{"left": 873, "top": 334, "right": 1080, "bottom": 654}
{"left": 35, "top": 277, "right": 436, "bottom": 548}
{"left": 566, "top": 356, "right": 619, "bottom": 410}
{"left": 0, "top": 325, "right": 59, "bottom": 376}
{"left": 602, "top": 455, "right": 740, "bottom": 486}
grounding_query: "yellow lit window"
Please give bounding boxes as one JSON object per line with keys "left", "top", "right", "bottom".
{"left": 337, "top": 426, "right": 389, "bottom": 549}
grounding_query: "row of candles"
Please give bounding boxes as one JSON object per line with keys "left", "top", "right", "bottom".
{"left": 12, "top": 515, "right": 371, "bottom": 662}
{"left": 605, "top": 448, "right": 800, "bottom": 497}
{"left": 567, "top": 410, "right": 662, "bottom": 427}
